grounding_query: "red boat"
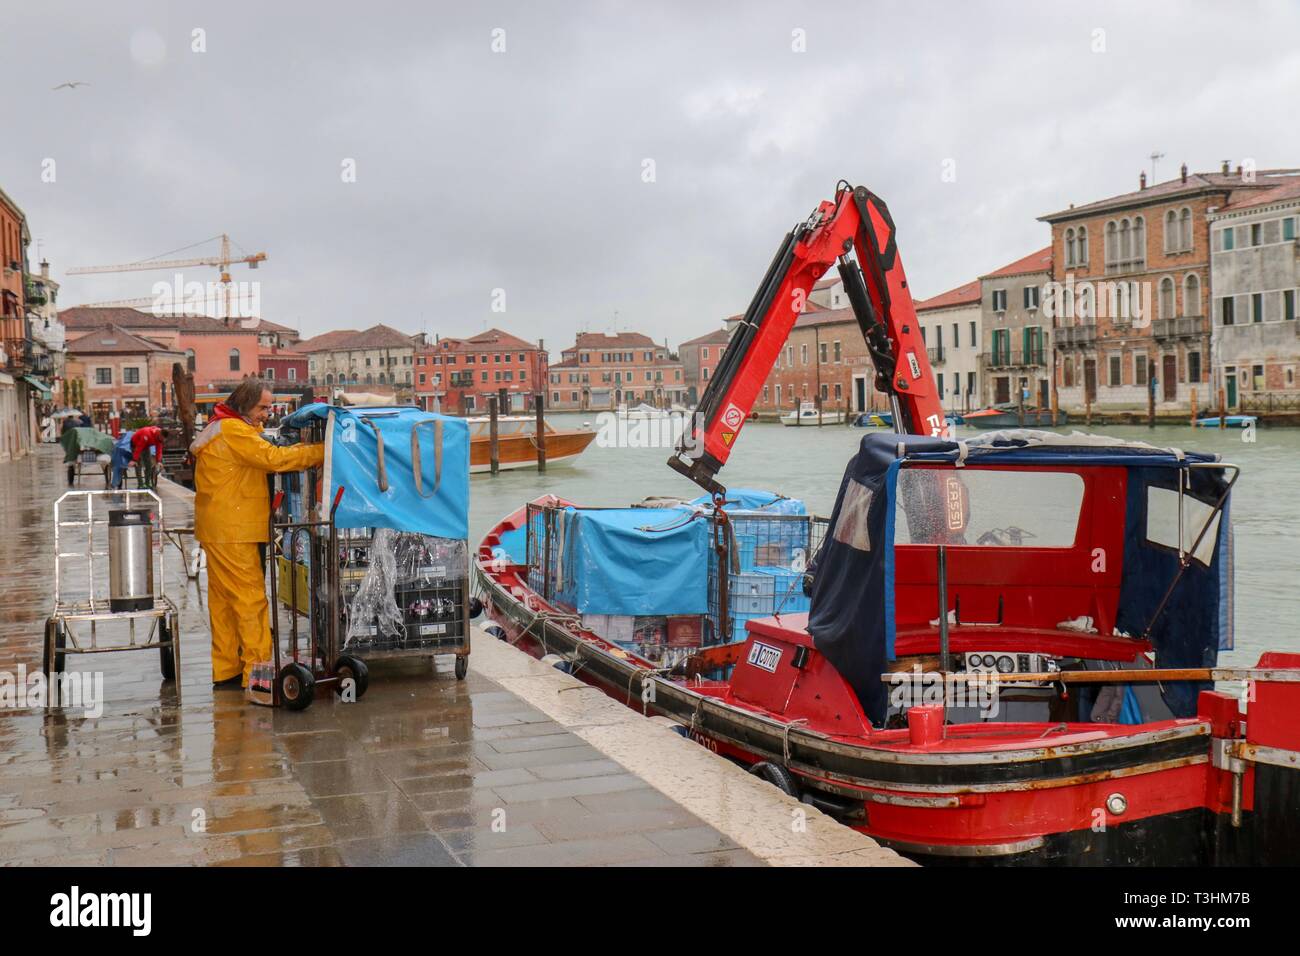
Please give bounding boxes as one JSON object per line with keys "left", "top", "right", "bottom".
{"left": 477, "top": 181, "right": 1300, "bottom": 864}
{"left": 477, "top": 432, "right": 1300, "bottom": 865}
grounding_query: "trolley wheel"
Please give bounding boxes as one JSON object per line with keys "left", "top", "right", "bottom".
{"left": 749, "top": 761, "right": 800, "bottom": 798}
{"left": 333, "top": 655, "right": 369, "bottom": 699}
{"left": 159, "top": 618, "right": 177, "bottom": 681}
{"left": 43, "top": 621, "right": 66, "bottom": 677}
{"left": 277, "top": 662, "right": 316, "bottom": 711}
{"left": 454, "top": 654, "right": 468, "bottom": 680}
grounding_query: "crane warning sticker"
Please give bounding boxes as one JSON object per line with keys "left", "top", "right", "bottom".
{"left": 906, "top": 351, "right": 922, "bottom": 379}
{"left": 722, "top": 404, "right": 745, "bottom": 429}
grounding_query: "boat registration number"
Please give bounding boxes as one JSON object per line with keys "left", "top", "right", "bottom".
{"left": 747, "top": 641, "right": 782, "bottom": 673}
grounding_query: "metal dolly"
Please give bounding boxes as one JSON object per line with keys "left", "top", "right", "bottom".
{"left": 44, "top": 489, "right": 182, "bottom": 699}
{"left": 260, "top": 487, "right": 369, "bottom": 710}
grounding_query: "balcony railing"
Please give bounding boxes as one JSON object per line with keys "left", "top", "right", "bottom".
{"left": 982, "top": 348, "right": 1046, "bottom": 369}
{"left": 927, "top": 347, "right": 946, "bottom": 366}
{"left": 1056, "top": 325, "right": 1098, "bottom": 348}
{"left": 1151, "top": 316, "right": 1207, "bottom": 340}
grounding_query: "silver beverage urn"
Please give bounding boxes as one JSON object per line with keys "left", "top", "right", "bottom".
{"left": 108, "top": 508, "right": 155, "bottom": 612}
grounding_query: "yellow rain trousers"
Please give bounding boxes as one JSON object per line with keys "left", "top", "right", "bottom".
{"left": 192, "top": 416, "right": 324, "bottom": 685}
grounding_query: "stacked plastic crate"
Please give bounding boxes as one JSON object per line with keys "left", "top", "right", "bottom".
{"left": 717, "top": 513, "right": 813, "bottom": 646}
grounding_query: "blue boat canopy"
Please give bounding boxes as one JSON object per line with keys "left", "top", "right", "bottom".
{"left": 808, "top": 431, "right": 1235, "bottom": 724}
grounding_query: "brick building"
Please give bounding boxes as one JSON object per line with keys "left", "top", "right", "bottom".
{"left": 678, "top": 327, "right": 732, "bottom": 404}
{"left": 979, "top": 248, "right": 1054, "bottom": 408}
{"left": 1041, "top": 164, "right": 1297, "bottom": 414}
{"left": 61, "top": 307, "right": 261, "bottom": 394}
{"left": 547, "top": 332, "right": 685, "bottom": 411}
{"left": 1, "top": 185, "right": 36, "bottom": 461}
{"left": 1207, "top": 178, "right": 1300, "bottom": 411}
{"left": 750, "top": 307, "right": 884, "bottom": 417}
{"left": 414, "top": 328, "right": 547, "bottom": 414}
{"left": 257, "top": 346, "right": 308, "bottom": 386}
{"left": 65, "top": 324, "right": 185, "bottom": 422}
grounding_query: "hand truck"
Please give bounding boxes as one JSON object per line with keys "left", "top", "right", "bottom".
{"left": 257, "top": 486, "right": 369, "bottom": 710}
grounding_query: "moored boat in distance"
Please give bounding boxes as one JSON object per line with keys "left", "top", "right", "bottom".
{"left": 1194, "top": 414, "right": 1257, "bottom": 429}
{"left": 781, "top": 401, "right": 846, "bottom": 426}
{"left": 467, "top": 415, "right": 596, "bottom": 473}
{"left": 963, "top": 404, "right": 1067, "bottom": 429}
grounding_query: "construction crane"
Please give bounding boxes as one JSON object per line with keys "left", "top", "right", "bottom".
{"left": 68, "top": 234, "right": 267, "bottom": 323}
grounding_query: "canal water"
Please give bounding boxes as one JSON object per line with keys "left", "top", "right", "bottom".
{"left": 469, "top": 414, "right": 1300, "bottom": 670}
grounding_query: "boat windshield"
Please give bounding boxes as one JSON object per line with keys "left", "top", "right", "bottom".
{"left": 893, "top": 467, "right": 1085, "bottom": 548}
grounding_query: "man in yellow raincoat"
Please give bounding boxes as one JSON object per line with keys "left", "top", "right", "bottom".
{"left": 192, "top": 378, "right": 323, "bottom": 688}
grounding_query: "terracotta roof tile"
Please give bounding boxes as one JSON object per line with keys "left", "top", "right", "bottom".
{"left": 981, "top": 246, "right": 1053, "bottom": 279}
{"left": 680, "top": 328, "right": 732, "bottom": 347}
{"left": 1040, "top": 169, "right": 1300, "bottom": 221}
{"left": 66, "top": 324, "right": 184, "bottom": 355}
{"left": 914, "top": 279, "right": 982, "bottom": 311}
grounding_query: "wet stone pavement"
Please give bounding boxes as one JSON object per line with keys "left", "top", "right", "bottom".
{"left": 0, "top": 446, "right": 762, "bottom": 866}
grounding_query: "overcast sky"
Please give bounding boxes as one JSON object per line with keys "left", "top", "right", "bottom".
{"left": 5, "top": 1, "right": 1300, "bottom": 346}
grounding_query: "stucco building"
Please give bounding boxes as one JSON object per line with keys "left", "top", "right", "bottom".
{"left": 414, "top": 328, "right": 548, "bottom": 413}
{"left": 1207, "top": 178, "right": 1300, "bottom": 411}
{"left": 915, "top": 279, "right": 982, "bottom": 414}
{"left": 547, "top": 332, "right": 684, "bottom": 411}
{"left": 65, "top": 324, "right": 186, "bottom": 421}
{"left": 300, "top": 324, "right": 425, "bottom": 394}
{"left": 978, "top": 248, "right": 1054, "bottom": 408}
{"left": 679, "top": 327, "right": 732, "bottom": 404}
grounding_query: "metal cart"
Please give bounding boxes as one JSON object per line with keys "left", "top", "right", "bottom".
{"left": 44, "top": 489, "right": 182, "bottom": 697}
{"left": 261, "top": 487, "right": 369, "bottom": 710}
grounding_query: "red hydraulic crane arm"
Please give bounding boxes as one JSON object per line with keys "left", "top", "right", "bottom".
{"left": 669, "top": 182, "right": 946, "bottom": 496}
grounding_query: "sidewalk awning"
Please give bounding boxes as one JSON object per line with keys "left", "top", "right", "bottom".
{"left": 21, "top": 375, "right": 52, "bottom": 397}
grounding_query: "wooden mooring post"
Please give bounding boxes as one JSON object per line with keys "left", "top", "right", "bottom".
{"left": 534, "top": 394, "right": 547, "bottom": 472}
{"left": 1190, "top": 387, "right": 1198, "bottom": 427}
{"left": 488, "top": 394, "right": 500, "bottom": 475}
{"left": 1219, "top": 387, "right": 1227, "bottom": 429}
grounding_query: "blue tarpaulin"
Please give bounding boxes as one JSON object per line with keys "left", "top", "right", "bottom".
{"left": 282, "top": 403, "right": 469, "bottom": 539}
{"left": 553, "top": 507, "right": 712, "bottom": 616}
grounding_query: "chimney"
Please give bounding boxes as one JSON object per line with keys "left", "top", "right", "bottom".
{"left": 40, "top": 259, "right": 50, "bottom": 279}
{"left": 1139, "top": 171, "right": 1147, "bottom": 190}
{"left": 1236, "top": 164, "right": 1243, "bottom": 177}
{"left": 1221, "top": 160, "right": 1231, "bottom": 175}
{"left": 1180, "top": 163, "right": 1188, "bottom": 183}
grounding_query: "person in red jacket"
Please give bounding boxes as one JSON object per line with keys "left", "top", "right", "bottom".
{"left": 129, "top": 425, "right": 167, "bottom": 487}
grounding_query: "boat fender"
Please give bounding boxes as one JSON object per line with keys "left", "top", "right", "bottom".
{"left": 468, "top": 596, "right": 485, "bottom": 619}
{"left": 483, "top": 623, "right": 508, "bottom": 641}
{"left": 540, "top": 653, "right": 574, "bottom": 674}
{"left": 749, "top": 761, "right": 800, "bottom": 798}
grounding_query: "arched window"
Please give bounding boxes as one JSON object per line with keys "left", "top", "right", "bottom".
{"left": 351, "top": 373, "right": 359, "bottom": 384}
{"left": 1159, "top": 277, "right": 1175, "bottom": 319}
{"left": 1063, "top": 357, "right": 1074, "bottom": 388}
{"left": 1077, "top": 226, "right": 1088, "bottom": 265}
{"left": 1119, "top": 219, "right": 1131, "bottom": 261}
{"left": 1105, "top": 221, "right": 1118, "bottom": 264}
{"left": 365, "top": 374, "right": 373, "bottom": 385}
{"left": 185, "top": 348, "right": 196, "bottom": 373}
{"left": 377, "top": 372, "right": 386, "bottom": 385}
{"left": 1184, "top": 274, "right": 1201, "bottom": 316}
{"left": 1133, "top": 216, "right": 1145, "bottom": 263}
{"left": 1165, "top": 210, "right": 1178, "bottom": 253}
{"left": 1065, "top": 228, "right": 1076, "bottom": 267}
{"left": 229, "top": 348, "right": 240, "bottom": 372}
{"left": 1179, "top": 207, "right": 1192, "bottom": 252}
{"left": 326, "top": 373, "right": 334, "bottom": 385}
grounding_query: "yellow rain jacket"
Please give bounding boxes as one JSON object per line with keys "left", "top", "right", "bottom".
{"left": 192, "top": 415, "right": 324, "bottom": 685}
{"left": 192, "top": 416, "right": 324, "bottom": 543}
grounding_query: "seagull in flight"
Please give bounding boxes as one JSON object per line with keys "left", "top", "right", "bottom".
{"left": 52, "top": 81, "right": 90, "bottom": 90}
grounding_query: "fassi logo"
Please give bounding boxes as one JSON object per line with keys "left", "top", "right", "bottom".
{"left": 49, "top": 886, "right": 151, "bottom": 937}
